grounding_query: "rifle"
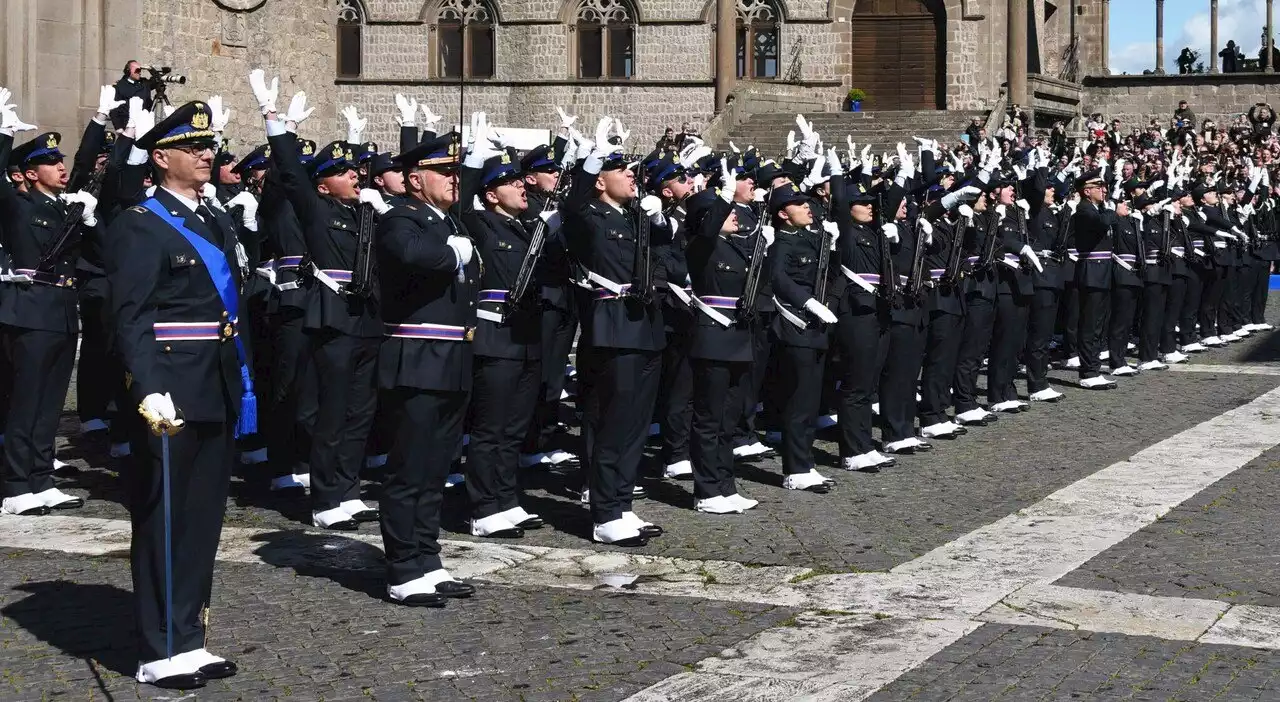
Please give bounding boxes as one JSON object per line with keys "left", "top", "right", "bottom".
{"left": 347, "top": 161, "right": 378, "bottom": 298}
{"left": 511, "top": 169, "right": 573, "bottom": 307}
{"left": 903, "top": 216, "right": 929, "bottom": 301}
{"left": 736, "top": 201, "right": 768, "bottom": 323}
{"left": 1158, "top": 209, "right": 1171, "bottom": 264}
{"left": 941, "top": 214, "right": 968, "bottom": 288}
{"left": 812, "top": 220, "right": 833, "bottom": 312}
{"left": 977, "top": 204, "right": 1002, "bottom": 272}
{"left": 876, "top": 193, "right": 900, "bottom": 306}
{"left": 626, "top": 163, "right": 653, "bottom": 305}
{"left": 36, "top": 162, "right": 108, "bottom": 274}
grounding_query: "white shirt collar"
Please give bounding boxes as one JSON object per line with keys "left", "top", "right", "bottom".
{"left": 161, "top": 187, "right": 201, "bottom": 214}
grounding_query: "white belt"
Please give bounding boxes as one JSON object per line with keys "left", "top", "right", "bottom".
{"left": 691, "top": 295, "right": 735, "bottom": 328}
{"left": 586, "top": 270, "right": 626, "bottom": 294}
{"left": 774, "top": 296, "right": 808, "bottom": 330}
{"left": 307, "top": 263, "right": 349, "bottom": 294}
{"left": 666, "top": 282, "right": 692, "bottom": 307}
{"left": 1111, "top": 253, "right": 1134, "bottom": 271}
{"left": 840, "top": 265, "right": 878, "bottom": 294}
{"left": 476, "top": 309, "right": 504, "bottom": 324}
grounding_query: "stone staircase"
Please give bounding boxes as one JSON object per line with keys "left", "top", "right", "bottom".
{"left": 724, "top": 110, "right": 983, "bottom": 161}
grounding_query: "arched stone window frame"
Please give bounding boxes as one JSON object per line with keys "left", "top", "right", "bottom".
{"left": 569, "top": 0, "right": 638, "bottom": 79}
{"left": 337, "top": 0, "right": 365, "bottom": 79}
{"left": 432, "top": 0, "right": 498, "bottom": 79}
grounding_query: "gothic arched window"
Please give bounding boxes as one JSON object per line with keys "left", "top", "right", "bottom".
{"left": 439, "top": 0, "right": 495, "bottom": 78}
{"left": 577, "top": 0, "right": 634, "bottom": 79}
{"left": 737, "top": 0, "right": 779, "bottom": 79}
{"left": 337, "top": 0, "right": 364, "bottom": 79}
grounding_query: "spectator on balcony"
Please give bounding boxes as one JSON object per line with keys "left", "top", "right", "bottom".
{"left": 1220, "top": 41, "right": 1241, "bottom": 73}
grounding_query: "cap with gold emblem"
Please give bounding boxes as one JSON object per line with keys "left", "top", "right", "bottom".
{"left": 481, "top": 151, "right": 522, "bottom": 189}
{"left": 849, "top": 181, "right": 877, "bottom": 205}
{"left": 296, "top": 139, "right": 318, "bottom": 165}
{"left": 12, "top": 132, "right": 65, "bottom": 168}
{"left": 768, "top": 182, "right": 811, "bottom": 214}
{"left": 309, "top": 140, "right": 356, "bottom": 179}
{"left": 138, "top": 101, "right": 218, "bottom": 152}
{"left": 231, "top": 143, "right": 272, "bottom": 175}
{"left": 395, "top": 132, "right": 461, "bottom": 172}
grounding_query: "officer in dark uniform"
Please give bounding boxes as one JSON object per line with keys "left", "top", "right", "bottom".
{"left": 1135, "top": 193, "right": 1173, "bottom": 371}
{"left": 1023, "top": 180, "right": 1069, "bottom": 401}
{"left": 562, "top": 118, "right": 670, "bottom": 546}
{"left": 951, "top": 180, "right": 1001, "bottom": 424}
{"left": 376, "top": 133, "right": 478, "bottom": 606}
{"left": 1071, "top": 170, "right": 1118, "bottom": 389}
{"left": 0, "top": 127, "right": 87, "bottom": 515}
{"left": 1162, "top": 187, "right": 1199, "bottom": 360}
{"left": 1188, "top": 183, "right": 1236, "bottom": 346}
{"left": 985, "top": 177, "right": 1039, "bottom": 413}
{"left": 105, "top": 101, "right": 251, "bottom": 688}
{"left": 1106, "top": 197, "right": 1144, "bottom": 375}
{"left": 371, "top": 152, "right": 410, "bottom": 207}
{"left": 1246, "top": 188, "right": 1278, "bottom": 330}
{"left": 768, "top": 182, "right": 838, "bottom": 491}
{"left": 264, "top": 108, "right": 383, "bottom": 529}
{"left": 916, "top": 186, "right": 975, "bottom": 437}
{"left": 518, "top": 140, "right": 580, "bottom": 468}
{"left": 457, "top": 125, "right": 547, "bottom": 537}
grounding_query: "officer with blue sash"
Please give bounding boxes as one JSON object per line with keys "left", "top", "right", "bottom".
{"left": 104, "top": 101, "right": 254, "bottom": 689}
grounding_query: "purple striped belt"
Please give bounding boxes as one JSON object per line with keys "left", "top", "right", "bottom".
{"left": 698, "top": 295, "right": 739, "bottom": 309}
{"left": 153, "top": 320, "right": 237, "bottom": 341}
{"left": 1085, "top": 251, "right": 1111, "bottom": 260}
{"left": 321, "top": 269, "right": 353, "bottom": 283}
{"left": 479, "top": 289, "right": 509, "bottom": 303}
{"left": 1116, "top": 254, "right": 1137, "bottom": 262}
{"left": 384, "top": 323, "right": 472, "bottom": 341}
{"left": 277, "top": 256, "right": 304, "bottom": 270}
{"left": 929, "top": 268, "right": 946, "bottom": 280}
{"left": 595, "top": 284, "right": 632, "bottom": 299}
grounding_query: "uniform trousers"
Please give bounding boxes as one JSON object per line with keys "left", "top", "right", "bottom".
{"left": 1059, "top": 282, "right": 1081, "bottom": 358}
{"left": 881, "top": 317, "right": 925, "bottom": 442}
{"left": 2, "top": 327, "right": 75, "bottom": 497}
{"left": 1198, "top": 265, "right": 1225, "bottom": 338}
{"left": 1180, "top": 266, "right": 1203, "bottom": 343}
{"left": 952, "top": 294, "right": 995, "bottom": 413}
{"left": 836, "top": 307, "right": 890, "bottom": 456}
{"left": 1250, "top": 259, "right": 1272, "bottom": 324}
{"left": 580, "top": 348, "right": 661, "bottom": 525}
{"left": 467, "top": 356, "right": 540, "bottom": 519}
{"left": 918, "top": 310, "right": 964, "bottom": 426}
{"left": 269, "top": 307, "right": 317, "bottom": 479}
{"left": 1139, "top": 281, "right": 1167, "bottom": 362}
{"left": 128, "top": 419, "right": 233, "bottom": 663}
{"left": 239, "top": 295, "right": 273, "bottom": 454}
{"left": 778, "top": 345, "right": 825, "bottom": 475}
{"left": 733, "top": 313, "right": 773, "bottom": 447}
{"left": 691, "top": 358, "right": 748, "bottom": 500}
{"left": 657, "top": 314, "right": 694, "bottom": 467}
{"left": 1161, "top": 275, "right": 1188, "bottom": 353}
{"left": 76, "top": 278, "right": 114, "bottom": 423}
{"left": 1107, "top": 284, "right": 1141, "bottom": 368}
{"left": 1024, "top": 287, "right": 1060, "bottom": 394}
{"left": 988, "top": 293, "right": 1030, "bottom": 404}
{"left": 379, "top": 387, "right": 468, "bottom": 586}
{"left": 1216, "top": 264, "right": 1239, "bottom": 335}
{"left": 1076, "top": 287, "right": 1109, "bottom": 378}
{"left": 527, "top": 300, "right": 577, "bottom": 451}
{"left": 308, "top": 331, "right": 379, "bottom": 511}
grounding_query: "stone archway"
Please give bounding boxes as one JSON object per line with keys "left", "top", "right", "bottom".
{"left": 849, "top": 0, "right": 945, "bottom": 110}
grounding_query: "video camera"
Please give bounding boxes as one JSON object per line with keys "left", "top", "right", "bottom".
{"left": 142, "top": 66, "right": 187, "bottom": 107}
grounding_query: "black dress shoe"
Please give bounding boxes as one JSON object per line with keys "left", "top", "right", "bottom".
{"left": 50, "top": 497, "right": 85, "bottom": 510}
{"left": 638, "top": 524, "right": 664, "bottom": 538}
{"left": 149, "top": 672, "right": 207, "bottom": 690}
{"left": 516, "top": 517, "right": 545, "bottom": 530}
{"left": 317, "top": 519, "right": 359, "bottom": 531}
{"left": 482, "top": 526, "right": 525, "bottom": 539}
{"left": 802, "top": 483, "right": 832, "bottom": 494}
{"left": 348, "top": 509, "right": 380, "bottom": 523}
{"left": 604, "top": 535, "right": 649, "bottom": 547}
{"left": 632, "top": 486, "right": 648, "bottom": 500}
{"left": 15, "top": 505, "right": 51, "bottom": 516}
{"left": 198, "top": 660, "right": 238, "bottom": 679}
{"left": 914, "top": 441, "right": 933, "bottom": 452}
{"left": 435, "top": 580, "right": 476, "bottom": 599}
{"left": 953, "top": 425, "right": 969, "bottom": 435}
{"left": 390, "top": 592, "right": 447, "bottom": 608}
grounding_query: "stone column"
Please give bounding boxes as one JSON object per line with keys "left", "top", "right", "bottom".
{"left": 1007, "top": 0, "right": 1028, "bottom": 107}
{"left": 1155, "top": 0, "right": 1165, "bottom": 74}
{"left": 715, "top": 0, "right": 736, "bottom": 111}
{"left": 1211, "top": 0, "right": 1220, "bottom": 73}
{"left": 1267, "top": 0, "right": 1275, "bottom": 72}
{"left": 1101, "top": 0, "right": 1111, "bottom": 74}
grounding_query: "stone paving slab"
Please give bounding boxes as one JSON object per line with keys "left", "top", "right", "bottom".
{"left": 866, "top": 623, "right": 1280, "bottom": 702}
{"left": 1056, "top": 445, "right": 1280, "bottom": 609}
{"left": 0, "top": 548, "right": 793, "bottom": 701}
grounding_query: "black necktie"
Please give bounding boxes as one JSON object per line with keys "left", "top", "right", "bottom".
{"left": 197, "top": 204, "right": 225, "bottom": 246}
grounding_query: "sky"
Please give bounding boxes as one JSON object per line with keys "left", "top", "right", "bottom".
{"left": 1108, "top": 0, "right": 1274, "bottom": 75}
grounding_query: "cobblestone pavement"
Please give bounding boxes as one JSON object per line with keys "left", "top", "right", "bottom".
{"left": 8, "top": 307, "right": 1280, "bottom": 700}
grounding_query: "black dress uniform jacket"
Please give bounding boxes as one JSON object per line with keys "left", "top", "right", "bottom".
{"left": 259, "top": 170, "right": 310, "bottom": 312}
{"left": 104, "top": 188, "right": 247, "bottom": 423}
{"left": 267, "top": 132, "right": 381, "bottom": 337}
{"left": 685, "top": 196, "right": 753, "bottom": 362}
{"left": 770, "top": 223, "right": 831, "bottom": 349}
{"left": 1028, "top": 205, "right": 1066, "bottom": 290}
{"left": 376, "top": 201, "right": 479, "bottom": 392}
{"left": 1111, "top": 214, "right": 1144, "bottom": 288}
{"left": 1071, "top": 201, "right": 1115, "bottom": 290}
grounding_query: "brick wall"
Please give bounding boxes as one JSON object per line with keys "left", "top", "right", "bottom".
{"left": 1083, "top": 74, "right": 1280, "bottom": 127}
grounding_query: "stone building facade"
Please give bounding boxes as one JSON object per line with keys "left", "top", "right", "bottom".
{"left": 2, "top": 0, "right": 1106, "bottom": 154}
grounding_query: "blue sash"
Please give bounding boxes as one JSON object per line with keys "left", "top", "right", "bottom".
{"left": 140, "top": 197, "right": 257, "bottom": 437}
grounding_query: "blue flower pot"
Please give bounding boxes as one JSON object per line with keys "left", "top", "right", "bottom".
{"left": 851, "top": 100, "right": 862, "bottom": 112}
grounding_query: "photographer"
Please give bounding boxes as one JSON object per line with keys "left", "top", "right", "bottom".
{"left": 110, "top": 61, "right": 152, "bottom": 129}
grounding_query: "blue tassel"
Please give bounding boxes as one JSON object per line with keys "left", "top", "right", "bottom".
{"left": 237, "top": 364, "right": 258, "bottom": 437}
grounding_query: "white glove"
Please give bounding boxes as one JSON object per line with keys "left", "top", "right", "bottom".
{"left": 795, "top": 114, "right": 818, "bottom": 160}
{"left": 359, "top": 188, "right": 392, "bottom": 215}
{"left": 718, "top": 158, "right": 736, "bottom": 203}
{"left": 127, "top": 98, "right": 155, "bottom": 139}
{"left": 1067, "top": 199, "right": 1080, "bottom": 214}
{"left": 207, "top": 95, "right": 231, "bottom": 133}
{"left": 640, "top": 194, "right": 663, "bottom": 218}
{"left": 573, "top": 137, "right": 594, "bottom": 162}
{"left": 341, "top": 105, "right": 367, "bottom": 144}
{"left": 139, "top": 392, "right": 184, "bottom": 435}
{"left": 941, "top": 185, "right": 982, "bottom": 210}
{"left": 248, "top": 69, "right": 278, "bottom": 114}
{"left": 282, "top": 92, "right": 314, "bottom": 125}
{"left": 692, "top": 173, "right": 706, "bottom": 192}
{"left": 826, "top": 147, "right": 843, "bottom": 177}
{"left": 804, "top": 298, "right": 838, "bottom": 324}
{"left": 227, "top": 191, "right": 259, "bottom": 226}
{"left": 60, "top": 191, "right": 99, "bottom": 227}
{"left": 761, "top": 224, "right": 775, "bottom": 247}
{"left": 589, "top": 117, "right": 620, "bottom": 160}
{"left": 1162, "top": 202, "right": 1177, "bottom": 214}
{"left": 613, "top": 119, "right": 630, "bottom": 146}
{"left": 200, "top": 183, "right": 223, "bottom": 210}
{"left": 752, "top": 188, "right": 767, "bottom": 203}
{"left": 161, "top": 105, "right": 177, "bottom": 119}
{"left": 97, "top": 85, "right": 124, "bottom": 117}
{"left": 896, "top": 150, "right": 916, "bottom": 182}
{"left": 785, "top": 130, "right": 798, "bottom": 159}
{"left": 729, "top": 141, "right": 741, "bottom": 154}
{"left": 822, "top": 219, "right": 840, "bottom": 247}
{"left": 556, "top": 106, "right": 577, "bottom": 131}
{"left": 801, "top": 154, "right": 828, "bottom": 190}
{"left": 421, "top": 103, "right": 443, "bottom": 130}
{"left": 1020, "top": 244, "right": 1043, "bottom": 273}
{"left": 393, "top": 94, "right": 418, "bottom": 127}
{"left": 0, "top": 99, "right": 35, "bottom": 135}
{"left": 464, "top": 112, "right": 498, "bottom": 166}
{"left": 882, "top": 223, "right": 899, "bottom": 243}
{"left": 995, "top": 204, "right": 1008, "bottom": 219}
{"left": 1015, "top": 199, "right": 1030, "bottom": 216}
{"left": 918, "top": 218, "right": 934, "bottom": 244}
{"left": 679, "top": 145, "right": 711, "bottom": 170}
{"left": 958, "top": 204, "right": 975, "bottom": 219}
{"left": 1012, "top": 164, "right": 1028, "bottom": 181}
{"left": 912, "top": 136, "right": 938, "bottom": 156}
{"left": 447, "top": 235, "right": 474, "bottom": 267}
{"left": 538, "top": 209, "right": 562, "bottom": 233}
